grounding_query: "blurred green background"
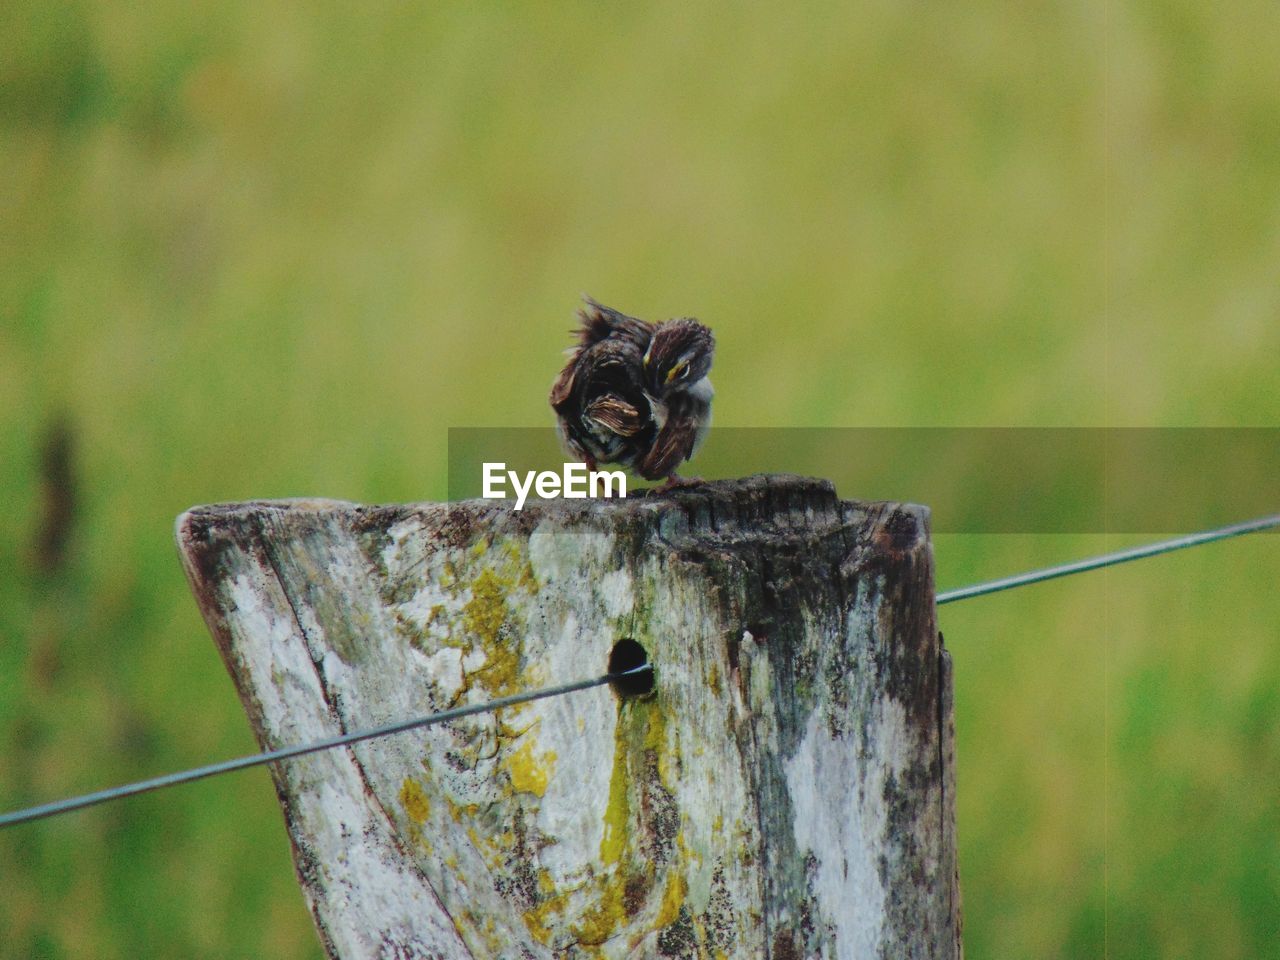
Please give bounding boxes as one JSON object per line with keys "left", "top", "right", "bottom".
{"left": 2, "top": 1, "right": 1278, "bottom": 957}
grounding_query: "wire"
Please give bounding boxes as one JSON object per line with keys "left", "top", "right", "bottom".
{"left": 3, "top": 512, "right": 1276, "bottom": 830}
{"left": 936, "top": 513, "right": 1280, "bottom": 605}
{"left": 0, "top": 664, "right": 653, "bottom": 830}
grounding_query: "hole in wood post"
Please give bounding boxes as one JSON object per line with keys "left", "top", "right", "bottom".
{"left": 607, "top": 638, "right": 654, "bottom": 697}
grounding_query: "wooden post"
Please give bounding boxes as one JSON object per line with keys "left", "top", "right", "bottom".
{"left": 176, "top": 475, "right": 960, "bottom": 959}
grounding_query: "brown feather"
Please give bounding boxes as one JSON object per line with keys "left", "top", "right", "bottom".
{"left": 549, "top": 361, "right": 577, "bottom": 408}
{"left": 576, "top": 297, "right": 654, "bottom": 348}
{"left": 585, "top": 395, "right": 647, "bottom": 437}
{"left": 638, "top": 415, "right": 698, "bottom": 480}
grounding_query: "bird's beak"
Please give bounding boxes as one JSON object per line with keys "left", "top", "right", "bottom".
{"left": 665, "top": 366, "right": 679, "bottom": 385}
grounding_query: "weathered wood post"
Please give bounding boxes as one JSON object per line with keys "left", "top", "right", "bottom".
{"left": 177, "top": 475, "right": 960, "bottom": 958}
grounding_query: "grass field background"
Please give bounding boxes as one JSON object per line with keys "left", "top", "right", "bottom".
{"left": 2, "top": 2, "right": 1278, "bottom": 957}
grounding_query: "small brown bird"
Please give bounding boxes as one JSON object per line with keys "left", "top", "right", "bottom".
{"left": 550, "top": 298, "right": 715, "bottom": 485}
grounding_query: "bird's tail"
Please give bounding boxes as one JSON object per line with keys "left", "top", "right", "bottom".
{"left": 575, "top": 296, "right": 654, "bottom": 346}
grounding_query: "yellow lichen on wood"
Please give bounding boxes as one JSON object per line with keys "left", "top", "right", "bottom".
{"left": 655, "top": 868, "right": 689, "bottom": 929}
{"left": 522, "top": 904, "right": 554, "bottom": 946}
{"left": 518, "top": 560, "right": 538, "bottom": 593}
{"left": 502, "top": 539, "right": 540, "bottom": 594}
{"left": 459, "top": 556, "right": 536, "bottom": 696}
{"left": 599, "top": 709, "right": 635, "bottom": 866}
{"left": 506, "top": 738, "right": 556, "bottom": 798}
{"left": 445, "top": 796, "right": 481, "bottom": 823}
{"left": 399, "top": 777, "right": 431, "bottom": 825}
{"left": 522, "top": 871, "right": 574, "bottom": 946}
{"left": 706, "top": 660, "right": 722, "bottom": 698}
{"left": 414, "top": 561, "right": 695, "bottom": 953}
{"left": 572, "top": 871, "right": 631, "bottom": 947}
{"left": 462, "top": 568, "right": 508, "bottom": 648}
{"left": 645, "top": 700, "right": 676, "bottom": 787}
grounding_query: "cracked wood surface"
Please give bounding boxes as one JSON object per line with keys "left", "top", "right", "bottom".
{"left": 176, "top": 474, "right": 961, "bottom": 959}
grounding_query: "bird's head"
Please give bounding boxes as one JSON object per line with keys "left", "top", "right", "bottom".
{"left": 642, "top": 318, "right": 715, "bottom": 396}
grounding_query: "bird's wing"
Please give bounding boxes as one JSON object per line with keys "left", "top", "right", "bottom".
{"left": 549, "top": 358, "right": 578, "bottom": 408}
{"left": 585, "top": 394, "right": 648, "bottom": 437}
{"left": 638, "top": 414, "right": 699, "bottom": 479}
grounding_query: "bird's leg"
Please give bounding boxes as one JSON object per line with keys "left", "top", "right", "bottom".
{"left": 584, "top": 455, "right": 597, "bottom": 472}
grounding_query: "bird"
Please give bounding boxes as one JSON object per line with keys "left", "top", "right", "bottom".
{"left": 549, "top": 297, "right": 715, "bottom": 486}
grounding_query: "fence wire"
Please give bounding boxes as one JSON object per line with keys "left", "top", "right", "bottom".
{"left": 2, "top": 512, "right": 1276, "bottom": 830}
